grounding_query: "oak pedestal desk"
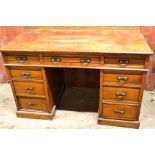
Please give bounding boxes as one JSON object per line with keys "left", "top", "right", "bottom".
{"left": 1, "top": 27, "right": 153, "bottom": 128}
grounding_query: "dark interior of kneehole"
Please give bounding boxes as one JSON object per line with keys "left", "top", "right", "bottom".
{"left": 45, "top": 68, "right": 100, "bottom": 112}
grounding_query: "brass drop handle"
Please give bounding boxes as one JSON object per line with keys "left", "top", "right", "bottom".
{"left": 24, "top": 86, "right": 33, "bottom": 93}
{"left": 21, "top": 72, "right": 31, "bottom": 78}
{"left": 29, "top": 102, "right": 37, "bottom": 106}
{"left": 16, "top": 57, "right": 28, "bottom": 63}
{"left": 119, "top": 60, "right": 129, "bottom": 67}
{"left": 114, "top": 110, "right": 125, "bottom": 114}
{"left": 51, "top": 57, "right": 61, "bottom": 63}
{"left": 117, "top": 76, "right": 128, "bottom": 83}
{"left": 116, "top": 92, "right": 126, "bottom": 99}
{"left": 80, "top": 58, "right": 91, "bottom": 64}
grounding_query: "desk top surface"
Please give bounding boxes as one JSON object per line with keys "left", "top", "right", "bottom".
{"left": 0, "top": 26, "right": 153, "bottom": 54}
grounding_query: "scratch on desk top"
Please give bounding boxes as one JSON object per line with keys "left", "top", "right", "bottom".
{"left": 0, "top": 26, "right": 153, "bottom": 54}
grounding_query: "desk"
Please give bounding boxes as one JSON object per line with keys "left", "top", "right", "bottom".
{"left": 1, "top": 27, "right": 153, "bottom": 128}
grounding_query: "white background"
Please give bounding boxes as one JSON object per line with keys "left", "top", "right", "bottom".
{"left": 0, "top": 0, "right": 155, "bottom": 25}
{"left": 0, "top": 0, "right": 155, "bottom": 155}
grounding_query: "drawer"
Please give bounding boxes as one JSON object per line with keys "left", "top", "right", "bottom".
{"left": 103, "top": 73, "right": 142, "bottom": 86}
{"left": 104, "top": 55, "right": 145, "bottom": 69}
{"left": 9, "top": 68, "right": 43, "bottom": 80}
{"left": 18, "top": 97, "right": 47, "bottom": 111}
{"left": 5, "top": 54, "right": 40, "bottom": 65}
{"left": 102, "top": 87, "right": 140, "bottom": 101}
{"left": 13, "top": 81, "right": 45, "bottom": 96}
{"left": 43, "top": 55, "right": 100, "bottom": 67}
{"left": 102, "top": 104, "right": 139, "bottom": 121}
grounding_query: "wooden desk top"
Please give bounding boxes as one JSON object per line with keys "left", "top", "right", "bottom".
{"left": 0, "top": 26, "right": 153, "bottom": 54}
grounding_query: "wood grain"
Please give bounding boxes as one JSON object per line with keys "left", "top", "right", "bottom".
{"left": 64, "top": 68, "right": 99, "bottom": 87}
{"left": 103, "top": 72, "right": 142, "bottom": 88}
{"left": 5, "top": 54, "right": 40, "bottom": 65}
{"left": 98, "top": 118, "right": 140, "bottom": 128}
{"left": 0, "top": 27, "right": 152, "bottom": 54}
{"left": 102, "top": 104, "right": 139, "bottom": 121}
{"left": 16, "top": 105, "right": 56, "bottom": 120}
{"left": 9, "top": 67, "right": 43, "bottom": 80}
{"left": 104, "top": 55, "right": 145, "bottom": 69}
{"left": 43, "top": 55, "right": 100, "bottom": 67}
{"left": 13, "top": 81, "right": 45, "bottom": 96}
{"left": 102, "top": 87, "right": 140, "bottom": 101}
{"left": 17, "top": 97, "right": 48, "bottom": 111}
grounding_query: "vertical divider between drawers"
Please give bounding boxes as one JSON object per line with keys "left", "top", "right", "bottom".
{"left": 40, "top": 53, "right": 55, "bottom": 113}
{"left": 99, "top": 56, "right": 104, "bottom": 117}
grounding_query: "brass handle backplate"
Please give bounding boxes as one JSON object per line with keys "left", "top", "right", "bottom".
{"left": 28, "top": 102, "right": 37, "bottom": 106}
{"left": 117, "top": 76, "right": 128, "bottom": 83}
{"left": 116, "top": 92, "right": 126, "bottom": 99}
{"left": 51, "top": 57, "right": 61, "bottom": 63}
{"left": 114, "top": 110, "right": 125, "bottom": 114}
{"left": 24, "top": 86, "right": 33, "bottom": 93}
{"left": 21, "top": 72, "right": 31, "bottom": 78}
{"left": 119, "top": 60, "right": 129, "bottom": 67}
{"left": 16, "top": 57, "right": 28, "bottom": 63}
{"left": 80, "top": 58, "right": 91, "bottom": 64}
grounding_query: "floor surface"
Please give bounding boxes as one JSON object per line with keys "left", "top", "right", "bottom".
{"left": 0, "top": 83, "right": 155, "bottom": 129}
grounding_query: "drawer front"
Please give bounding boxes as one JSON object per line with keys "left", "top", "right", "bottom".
{"left": 10, "top": 68, "right": 43, "bottom": 80}
{"left": 18, "top": 97, "right": 47, "bottom": 111}
{"left": 5, "top": 54, "right": 40, "bottom": 65}
{"left": 13, "top": 81, "right": 45, "bottom": 96}
{"left": 102, "top": 104, "right": 139, "bottom": 121}
{"left": 43, "top": 55, "right": 100, "bottom": 67}
{"left": 103, "top": 73, "right": 142, "bottom": 85}
{"left": 103, "top": 87, "right": 140, "bottom": 101}
{"left": 104, "top": 56, "right": 145, "bottom": 69}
